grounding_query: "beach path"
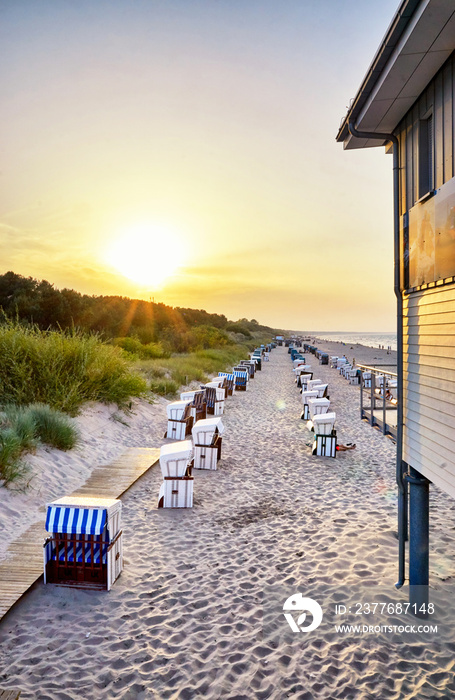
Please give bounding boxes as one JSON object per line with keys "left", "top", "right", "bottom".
{"left": 0, "top": 447, "right": 159, "bottom": 621}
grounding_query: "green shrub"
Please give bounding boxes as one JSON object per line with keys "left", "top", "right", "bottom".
{"left": 27, "top": 404, "right": 79, "bottom": 450}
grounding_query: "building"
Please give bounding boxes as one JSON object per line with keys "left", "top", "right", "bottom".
{"left": 337, "top": 0, "right": 455, "bottom": 611}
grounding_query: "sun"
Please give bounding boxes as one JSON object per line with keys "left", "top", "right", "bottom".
{"left": 106, "top": 224, "right": 185, "bottom": 288}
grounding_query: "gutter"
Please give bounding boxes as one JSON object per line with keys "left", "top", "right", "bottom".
{"left": 337, "top": 0, "right": 422, "bottom": 143}
{"left": 348, "top": 122, "right": 407, "bottom": 589}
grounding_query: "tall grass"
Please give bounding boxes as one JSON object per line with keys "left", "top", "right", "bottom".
{"left": 0, "top": 321, "right": 147, "bottom": 414}
{"left": 113, "top": 337, "right": 170, "bottom": 360}
{"left": 138, "top": 344, "right": 254, "bottom": 396}
{"left": 0, "top": 404, "right": 79, "bottom": 487}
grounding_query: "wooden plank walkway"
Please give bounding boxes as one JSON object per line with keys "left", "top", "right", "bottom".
{"left": 0, "top": 447, "right": 160, "bottom": 621}
{"left": 0, "top": 690, "right": 21, "bottom": 699}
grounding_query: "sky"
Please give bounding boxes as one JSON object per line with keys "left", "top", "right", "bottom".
{"left": 1, "top": 0, "right": 401, "bottom": 332}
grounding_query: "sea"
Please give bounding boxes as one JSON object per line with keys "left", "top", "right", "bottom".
{"left": 310, "top": 331, "right": 397, "bottom": 352}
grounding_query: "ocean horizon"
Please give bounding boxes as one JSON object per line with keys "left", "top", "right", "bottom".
{"left": 309, "top": 331, "right": 397, "bottom": 352}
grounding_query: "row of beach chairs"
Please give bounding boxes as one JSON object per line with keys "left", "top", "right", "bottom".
{"left": 158, "top": 343, "right": 274, "bottom": 508}
{"left": 330, "top": 356, "right": 398, "bottom": 401}
{"left": 289, "top": 345, "right": 337, "bottom": 458}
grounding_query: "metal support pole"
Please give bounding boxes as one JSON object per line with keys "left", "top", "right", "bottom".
{"left": 370, "top": 372, "right": 375, "bottom": 426}
{"left": 360, "top": 371, "right": 363, "bottom": 420}
{"left": 382, "top": 378, "right": 386, "bottom": 435}
{"left": 407, "top": 467, "right": 430, "bottom": 618}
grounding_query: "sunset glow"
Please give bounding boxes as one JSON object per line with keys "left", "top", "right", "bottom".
{"left": 106, "top": 224, "right": 185, "bottom": 288}
{"left": 0, "top": 0, "right": 400, "bottom": 331}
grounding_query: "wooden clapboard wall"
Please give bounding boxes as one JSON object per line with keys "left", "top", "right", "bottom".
{"left": 397, "top": 51, "right": 455, "bottom": 496}
{"left": 403, "top": 286, "right": 455, "bottom": 497}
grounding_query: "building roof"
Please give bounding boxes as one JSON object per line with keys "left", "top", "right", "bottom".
{"left": 337, "top": 0, "right": 455, "bottom": 149}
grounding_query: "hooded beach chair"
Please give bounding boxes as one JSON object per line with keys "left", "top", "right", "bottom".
{"left": 240, "top": 360, "right": 255, "bottom": 378}
{"left": 362, "top": 371, "right": 372, "bottom": 389}
{"left": 192, "top": 417, "right": 224, "bottom": 470}
{"left": 301, "top": 389, "right": 319, "bottom": 420}
{"left": 204, "top": 385, "right": 225, "bottom": 416}
{"left": 165, "top": 400, "right": 193, "bottom": 440}
{"left": 311, "top": 412, "right": 337, "bottom": 457}
{"left": 158, "top": 440, "right": 194, "bottom": 508}
{"left": 44, "top": 496, "right": 123, "bottom": 590}
{"left": 298, "top": 372, "right": 314, "bottom": 390}
{"left": 307, "top": 379, "right": 323, "bottom": 392}
{"left": 349, "top": 368, "right": 361, "bottom": 385}
{"left": 218, "top": 372, "right": 235, "bottom": 396}
{"left": 179, "top": 389, "right": 206, "bottom": 422}
{"left": 313, "top": 383, "right": 329, "bottom": 398}
{"left": 308, "top": 397, "right": 331, "bottom": 420}
{"left": 233, "top": 367, "right": 249, "bottom": 391}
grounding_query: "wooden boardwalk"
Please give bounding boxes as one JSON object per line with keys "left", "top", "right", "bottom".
{"left": 0, "top": 447, "right": 160, "bottom": 621}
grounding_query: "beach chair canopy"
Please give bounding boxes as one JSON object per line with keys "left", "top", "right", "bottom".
{"left": 312, "top": 412, "right": 336, "bottom": 435}
{"left": 46, "top": 506, "right": 107, "bottom": 536}
{"left": 160, "top": 439, "right": 193, "bottom": 477}
{"left": 192, "top": 417, "right": 225, "bottom": 443}
{"left": 167, "top": 400, "right": 191, "bottom": 420}
{"left": 45, "top": 496, "right": 120, "bottom": 537}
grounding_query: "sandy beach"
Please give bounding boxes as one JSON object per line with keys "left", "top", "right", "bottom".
{"left": 1, "top": 342, "right": 455, "bottom": 699}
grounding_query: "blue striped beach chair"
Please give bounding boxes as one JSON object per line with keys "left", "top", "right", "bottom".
{"left": 44, "top": 497, "right": 123, "bottom": 590}
{"left": 233, "top": 367, "right": 249, "bottom": 391}
{"left": 218, "top": 372, "right": 235, "bottom": 396}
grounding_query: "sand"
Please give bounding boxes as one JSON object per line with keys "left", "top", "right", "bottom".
{"left": 1, "top": 342, "right": 455, "bottom": 699}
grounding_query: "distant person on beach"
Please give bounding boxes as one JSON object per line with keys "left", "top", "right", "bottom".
{"left": 336, "top": 443, "right": 356, "bottom": 451}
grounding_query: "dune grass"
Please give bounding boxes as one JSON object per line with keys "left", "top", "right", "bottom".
{"left": 0, "top": 321, "right": 147, "bottom": 415}
{"left": 0, "top": 404, "right": 79, "bottom": 487}
{"left": 138, "top": 345, "right": 256, "bottom": 396}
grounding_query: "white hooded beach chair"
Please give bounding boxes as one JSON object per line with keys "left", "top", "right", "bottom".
{"left": 298, "top": 372, "right": 314, "bottom": 390}
{"left": 330, "top": 356, "right": 339, "bottom": 368}
{"left": 362, "top": 371, "right": 372, "bottom": 389}
{"left": 342, "top": 364, "right": 352, "bottom": 378}
{"left": 308, "top": 397, "right": 331, "bottom": 420}
{"left": 204, "top": 383, "right": 225, "bottom": 415}
{"left": 311, "top": 412, "right": 337, "bottom": 457}
{"left": 44, "top": 496, "right": 123, "bottom": 590}
{"left": 301, "top": 389, "right": 319, "bottom": 420}
{"left": 337, "top": 357, "right": 348, "bottom": 369}
{"left": 293, "top": 358, "right": 305, "bottom": 369}
{"left": 218, "top": 372, "right": 235, "bottom": 396}
{"left": 313, "top": 383, "right": 329, "bottom": 398}
{"left": 312, "top": 411, "right": 336, "bottom": 435}
{"left": 180, "top": 389, "right": 206, "bottom": 422}
{"left": 307, "top": 379, "right": 323, "bottom": 392}
{"left": 158, "top": 440, "right": 194, "bottom": 508}
{"left": 192, "top": 417, "right": 224, "bottom": 470}
{"left": 165, "top": 400, "right": 193, "bottom": 440}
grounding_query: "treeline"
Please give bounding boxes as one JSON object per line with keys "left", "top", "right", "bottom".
{"left": 0, "top": 272, "right": 277, "bottom": 353}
